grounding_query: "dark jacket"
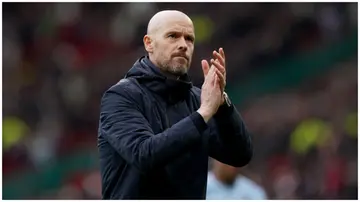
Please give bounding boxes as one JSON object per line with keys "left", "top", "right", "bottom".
{"left": 98, "top": 56, "right": 252, "bottom": 199}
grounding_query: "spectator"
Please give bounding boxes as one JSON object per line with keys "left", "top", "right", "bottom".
{"left": 207, "top": 159, "right": 267, "bottom": 200}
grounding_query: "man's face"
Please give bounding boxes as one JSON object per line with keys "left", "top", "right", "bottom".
{"left": 214, "top": 161, "right": 239, "bottom": 184}
{"left": 151, "top": 18, "right": 195, "bottom": 76}
{"left": 220, "top": 163, "right": 239, "bottom": 181}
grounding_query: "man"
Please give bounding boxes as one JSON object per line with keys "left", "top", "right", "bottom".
{"left": 98, "top": 10, "right": 252, "bottom": 199}
{"left": 207, "top": 160, "right": 267, "bottom": 200}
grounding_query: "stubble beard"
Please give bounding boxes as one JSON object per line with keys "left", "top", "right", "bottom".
{"left": 160, "top": 58, "right": 189, "bottom": 76}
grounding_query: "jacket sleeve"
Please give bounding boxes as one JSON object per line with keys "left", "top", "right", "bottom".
{"left": 208, "top": 102, "right": 253, "bottom": 167}
{"left": 99, "top": 84, "right": 208, "bottom": 173}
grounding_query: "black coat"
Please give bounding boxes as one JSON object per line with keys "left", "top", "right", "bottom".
{"left": 98, "top": 56, "right": 253, "bottom": 199}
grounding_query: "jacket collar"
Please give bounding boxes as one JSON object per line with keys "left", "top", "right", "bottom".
{"left": 125, "top": 56, "right": 193, "bottom": 103}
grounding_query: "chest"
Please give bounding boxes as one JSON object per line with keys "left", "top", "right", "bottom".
{"left": 142, "top": 91, "right": 200, "bottom": 134}
{"left": 139, "top": 89, "right": 210, "bottom": 191}
{"left": 208, "top": 183, "right": 252, "bottom": 199}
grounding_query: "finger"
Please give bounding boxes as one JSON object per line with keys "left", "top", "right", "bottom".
{"left": 206, "top": 65, "right": 216, "bottom": 83}
{"left": 215, "top": 69, "right": 225, "bottom": 85}
{"left": 211, "top": 59, "right": 225, "bottom": 75}
{"left": 208, "top": 65, "right": 216, "bottom": 78}
{"left": 215, "top": 68, "right": 225, "bottom": 92}
{"left": 212, "top": 50, "right": 225, "bottom": 67}
{"left": 214, "top": 74, "right": 219, "bottom": 87}
{"left": 213, "top": 61, "right": 226, "bottom": 82}
{"left": 219, "top": 47, "right": 225, "bottom": 62}
{"left": 201, "top": 60, "right": 210, "bottom": 78}
{"left": 211, "top": 69, "right": 217, "bottom": 86}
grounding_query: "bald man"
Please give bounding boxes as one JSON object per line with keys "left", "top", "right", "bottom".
{"left": 98, "top": 10, "right": 252, "bottom": 199}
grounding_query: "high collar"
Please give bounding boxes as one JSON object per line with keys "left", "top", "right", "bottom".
{"left": 125, "top": 56, "right": 193, "bottom": 103}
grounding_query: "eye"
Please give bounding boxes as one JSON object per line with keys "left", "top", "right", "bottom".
{"left": 186, "top": 36, "right": 194, "bottom": 42}
{"left": 168, "top": 33, "right": 176, "bottom": 38}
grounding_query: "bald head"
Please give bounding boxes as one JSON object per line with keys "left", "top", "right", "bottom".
{"left": 213, "top": 160, "right": 239, "bottom": 185}
{"left": 147, "top": 10, "right": 193, "bottom": 36}
{"left": 143, "top": 10, "right": 195, "bottom": 76}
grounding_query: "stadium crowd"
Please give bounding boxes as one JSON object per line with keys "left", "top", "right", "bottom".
{"left": 3, "top": 2, "right": 357, "bottom": 199}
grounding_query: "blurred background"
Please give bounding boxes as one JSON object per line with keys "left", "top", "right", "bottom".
{"left": 2, "top": 2, "right": 357, "bottom": 199}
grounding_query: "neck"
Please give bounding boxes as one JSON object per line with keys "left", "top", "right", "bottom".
{"left": 148, "top": 54, "right": 160, "bottom": 70}
{"left": 161, "top": 70, "right": 181, "bottom": 80}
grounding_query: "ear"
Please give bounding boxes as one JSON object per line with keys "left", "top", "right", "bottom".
{"left": 143, "top": 35, "right": 153, "bottom": 53}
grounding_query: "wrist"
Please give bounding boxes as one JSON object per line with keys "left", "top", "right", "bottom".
{"left": 197, "top": 107, "right": 213, "bottom": 123}
{"left": 220, "top": 96, "right": 226, "bottom": 106}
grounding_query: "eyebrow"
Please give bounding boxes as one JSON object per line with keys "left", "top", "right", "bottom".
{"left": 165, "top": 30, "right": 195, "bottom": 39}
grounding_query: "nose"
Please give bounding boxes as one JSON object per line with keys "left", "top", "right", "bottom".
{"left": 177, "top": 37, "right": 188, "bottom": 52}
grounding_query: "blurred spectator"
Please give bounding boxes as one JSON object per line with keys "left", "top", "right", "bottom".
{"left": 206, "top": 160, "right": 267, "bottom": 200}
{"left": 3, "top": 116, "right": 29, "bottom": 151}
{"left": 289, "top": 118, "right": 332, "bottom": 156}
{"left": 2, "top": 2, "right": 357, "bottom": 200}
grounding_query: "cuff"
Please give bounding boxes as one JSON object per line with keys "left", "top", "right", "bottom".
{"left": 215, "top": 103, "right": 234, "bottom": 117}
{"left": 190, "top": 112, "right": 208, "bottom": 134}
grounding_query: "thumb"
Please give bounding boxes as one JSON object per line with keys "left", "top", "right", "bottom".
{"left": 201, "top": 60, "right": 210, "bottom": 78}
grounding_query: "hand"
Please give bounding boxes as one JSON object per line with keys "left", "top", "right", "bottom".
{"left": 201, "top": 48, "right": 227, "bottom": 103}
{"left": 211, "top": 48, "right": 226, "bottom": 92}
{"left": 197, "top": 61, "right": 223, "bottom": 123}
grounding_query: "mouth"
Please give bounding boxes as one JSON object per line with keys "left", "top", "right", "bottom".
{"left": 174, "top": 56, "right": 188, "bottom": 61}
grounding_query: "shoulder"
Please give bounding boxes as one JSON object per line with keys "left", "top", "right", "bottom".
{"left": 104, "top": 78, "right": 144, "bottom": 99}
{"left": 106, "top": 78, "right": 138, "bottom": 96}
{"left": 206, "top": 172, "right": 224, "bottom": 199}
{"left": 206, "top": 172, "right": 218, "bottom": 189}
{"left": 100, "top": 78, "right": 143, "bottom": 110}
{"left": 207, "top": 171, "right": 215, "bottom": 182}
{"left": 236, "top": 176, "right": 267, "bottom": 198}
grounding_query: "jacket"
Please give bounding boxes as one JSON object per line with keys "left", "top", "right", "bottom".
{"left": 98, "top": 56, "right": 253, "bottom": 199}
